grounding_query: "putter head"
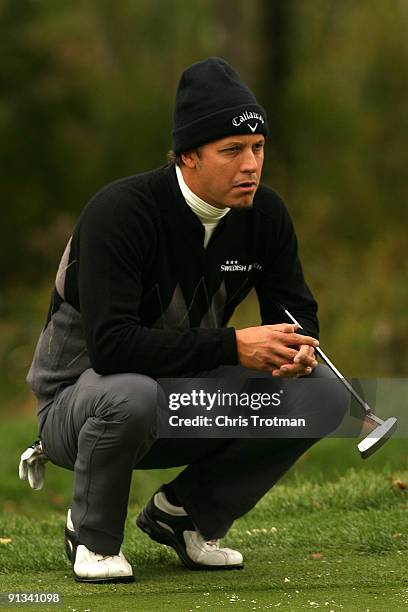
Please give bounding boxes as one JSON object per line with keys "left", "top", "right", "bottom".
{"left": 357, "top": 417, "right": 397, "bottom": 459}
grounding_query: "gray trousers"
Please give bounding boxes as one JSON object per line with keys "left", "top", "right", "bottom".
{"left": 40, "top": 364, "right": 349, "bottom": 555}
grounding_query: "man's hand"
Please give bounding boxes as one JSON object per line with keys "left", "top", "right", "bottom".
{"left": 271, "top": 344, "right": 318, "bottom": 378}
{"left": 235, "top": 324, "right": 319, "bottom": 375}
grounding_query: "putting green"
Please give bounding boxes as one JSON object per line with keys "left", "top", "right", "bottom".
{"left": 2, "top": 422, "right": 408, "bottom": 611}
{"left": 1, "top": 550, "right": 408, "bottom": 612}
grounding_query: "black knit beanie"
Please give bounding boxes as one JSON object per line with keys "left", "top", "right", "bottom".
{"left": 172, "top": 57, "right": 269, "bottom": 155}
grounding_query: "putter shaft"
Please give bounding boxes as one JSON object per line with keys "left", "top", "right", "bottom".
{"left": 281, "top": 306, "right": 377, "bottom": 420}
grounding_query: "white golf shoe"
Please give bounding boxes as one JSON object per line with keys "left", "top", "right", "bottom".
{"left": 64, "top": 509, "right": 134, "bottom": 583}
{"left": 183, "top": 530, "right": 244, "bottom": 568}
{"left": 136, "top": 488, "right": 243, "bottom": 570}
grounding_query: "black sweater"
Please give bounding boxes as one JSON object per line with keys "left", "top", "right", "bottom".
{"left": 27, "top": 164, "right": 318, "bottom": 423}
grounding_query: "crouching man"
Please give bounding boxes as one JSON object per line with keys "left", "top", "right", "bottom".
{"left": 25, "top": 57, "right": 348, "bottom": 583}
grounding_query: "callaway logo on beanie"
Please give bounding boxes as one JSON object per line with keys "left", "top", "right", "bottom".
{"left": 172, "top": 57, "right": 269, "bottom": 155}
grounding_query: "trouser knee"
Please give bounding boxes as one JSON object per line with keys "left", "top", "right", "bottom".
{"left": 92, "top": 373, "right": 160, "bottom": 442}
{"left": 310, "top": 366, "right": 350, "bottom": 436}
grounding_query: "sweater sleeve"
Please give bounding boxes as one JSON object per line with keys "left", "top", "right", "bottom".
{"left": 77, "top": 187, "right": 237, "bottom": 377}
{"left": 255, "top": 196, "right": 319, "bottom": 339}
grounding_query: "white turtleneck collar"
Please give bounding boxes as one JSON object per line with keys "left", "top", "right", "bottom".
{"left": 176, "top": 164, "right": 230, "bottom": 247}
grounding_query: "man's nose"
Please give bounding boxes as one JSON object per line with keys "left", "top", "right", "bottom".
{"left": 240, "top": 148, "right": 258, "bottom": 172}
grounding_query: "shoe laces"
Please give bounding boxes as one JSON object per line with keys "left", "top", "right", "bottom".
{"left": 97, "top": 554, "right": 116, "bottom": 562}
{"left": 205, "top": 538, "right": 220, "bottom": 549}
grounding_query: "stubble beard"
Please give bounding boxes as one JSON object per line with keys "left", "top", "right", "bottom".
{"left": 226, "top": 194, "right": 256, "bottom": 210}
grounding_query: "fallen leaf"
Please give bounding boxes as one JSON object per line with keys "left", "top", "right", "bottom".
{"left": 0, "top": 538, "right": 12, "bottom": 545}
{"left": 311, "top": 552, "right": 324, "bottom": 560}
{"left": 49, "top": 494, "right": 64, "bottom": 505}
{"left": 3, "top": 501, "right": 17, "bottom": 513}
{"left": 392, "top": 479, "right": 408, "bottom": 490}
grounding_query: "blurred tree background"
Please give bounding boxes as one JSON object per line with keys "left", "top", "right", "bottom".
{"left": 1, "top": 0, "right": 407, "bottom": 414}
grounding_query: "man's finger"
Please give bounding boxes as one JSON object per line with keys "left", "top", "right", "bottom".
{"left": 280, "top": 364, "right": 313, "bottom": 377}
{"left": 266, "top": 323, "right": 299, "bottom": 334}
{"left": 274, "top": 348, "right": 299, "bottom": 364}
{"left": 293, "top": 345, "right": 316, "bottom": 364}
{"left": 283, "top": 333, "right": 319, "bottom": 348}
{"left": 294, "top": 357, "right": 317, "bottom": 368}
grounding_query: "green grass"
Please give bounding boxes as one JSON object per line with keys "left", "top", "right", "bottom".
{"left": 1, "top": 418, "right": 408, "bottom": 610}
{"left": 1, "top": 473, "right": 408, "bottom": 610}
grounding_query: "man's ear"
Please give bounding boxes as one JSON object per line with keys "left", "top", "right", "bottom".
{"left": 181, "top": 150, "right": 199, "bottom": 169}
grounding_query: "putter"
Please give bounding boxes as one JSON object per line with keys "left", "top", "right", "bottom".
{"left": 280, "top": 306, "right": 397, "bottom": 458}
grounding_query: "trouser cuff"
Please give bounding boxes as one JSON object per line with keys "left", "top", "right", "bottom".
{"left": 77, "top": 525, "right": 122, "bottom": 556}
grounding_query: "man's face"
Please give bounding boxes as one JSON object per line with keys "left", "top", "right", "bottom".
{"left": 181, "top": 134, "right": 265, "bottom": 209}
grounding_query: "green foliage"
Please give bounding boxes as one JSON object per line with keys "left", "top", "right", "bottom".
{"left": 275, "top": 1, "right": 408, "bottom": 375}
{"left": 0, "top": 0, "right": 227, "bottom": 281}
